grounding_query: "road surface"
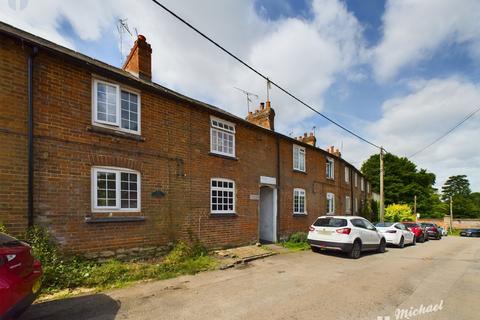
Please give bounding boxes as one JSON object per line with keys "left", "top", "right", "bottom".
{"left": 21, "top": 236, "right": 480, "bottom": 320}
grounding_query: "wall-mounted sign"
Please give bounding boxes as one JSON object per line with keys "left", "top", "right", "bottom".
{"left": 260, "top": 176, "right": 276, "bottom": 185}
{"left": 250, "top": 194, "right": 260, "bottom": 200}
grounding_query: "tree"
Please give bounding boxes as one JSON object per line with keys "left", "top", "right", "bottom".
{"left": 441, "top": 176, "right": 480, "bottom": 218}
{"left": 441, "top": 175, "right": 471, "bottom": 201}
{"left": 361, "top": 153, "right": 439, "bottom": 216}
{"left": 384, "top": 204, "right": 415, "bottom": 222}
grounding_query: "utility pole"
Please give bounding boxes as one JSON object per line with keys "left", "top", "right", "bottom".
{"left": 450, "top": 196, "right": 453, "bottom": 232}
{"left": 414, "top": 195, "right": 417, "bottom": 220}
{"left": 379, "top": 147, "right": 385, "bottom": 223}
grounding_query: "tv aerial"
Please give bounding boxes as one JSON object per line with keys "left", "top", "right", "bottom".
{"left": 117, "top": 18, "right": 133, "bottom": 63}
{"left": 234, "top": 87, "right": 259, "bottom": 113}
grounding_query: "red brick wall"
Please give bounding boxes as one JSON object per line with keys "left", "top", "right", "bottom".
{"left": 0, "top": 32, "right": 372, "bottom": 255}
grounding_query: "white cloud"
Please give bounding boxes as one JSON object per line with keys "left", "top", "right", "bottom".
{"left": 373, "top": 0, "right": 480, "bottom": 81}
{"left": 0, "top": 0, "right": 365, "bottom": 133}
{"left": 329, "top": 77, "right": 480, "bottom": 190}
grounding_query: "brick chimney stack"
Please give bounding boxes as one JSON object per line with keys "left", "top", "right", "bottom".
{"left": 246, "top": 100, "right": 275, "bottom": 131}
{"left": 123, "top": 35, "right": 152, "bottom": 81}
{"left": 327, "top": 145, "right": 341, "bottom": 157}
{"left": 295, "top": 132, "right": 316, "bottom": 146}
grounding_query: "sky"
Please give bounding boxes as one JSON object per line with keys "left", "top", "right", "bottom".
{"left": 1, "top": 0, "right": 480, "bottom": 192}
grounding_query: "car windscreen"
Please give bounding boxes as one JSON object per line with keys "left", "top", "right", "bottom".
{"left": 376, "top": 222, "right": 394, "bottom": 227}
{"left": 403, "top": 223, "right": 418, "bottom": 227}
{"left": 0, "top": 233, "right": 22, "bottom": 247}
{"left": 313, "top": 218, "right": 347, "bottom": 228}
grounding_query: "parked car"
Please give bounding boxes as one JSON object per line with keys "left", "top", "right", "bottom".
{"left": 307, "top": 216, "right": 386, "bottom": 259}
{"left": 375, "top": 222, "right": 416, "bottom": 247}
{"left": 460, "top": 229, "right": 480, "bottom": 237}
{"left": 438, "top": 226, "right": 448, "bottom": 236}
{"left": 0, "top": 232, "right": 43, "bottom": 319}
{"left": 419, "top": 222, "right": 442, "bottom": 240}
{"left": 402, "top": 222, "right": 427, "bottom": 243}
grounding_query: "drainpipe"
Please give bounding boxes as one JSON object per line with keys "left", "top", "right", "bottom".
{"left": 27, "top": 47, "right": 38, "bottom": 228}
{"left": 276, "top": 136, "right": 281, "bottom": 241}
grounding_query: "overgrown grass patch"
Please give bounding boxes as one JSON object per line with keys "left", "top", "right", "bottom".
{"left": 15, "top": 226, "right": 217, "bottom": 296}
{"left": 448, "top": 228, "right": 461, "bottom": 236}
{"left": 281, "top": 232, "right": 310, "bottom": 251}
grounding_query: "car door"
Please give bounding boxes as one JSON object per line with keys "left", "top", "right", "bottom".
{"left": 398, "top": 223, "right": 413, "bottom": 243}
{"left": 350, "top": 219, "right": 369, "bottom": 245}
{"left": 361, "top": 219, "right": 381, "bottom": 247}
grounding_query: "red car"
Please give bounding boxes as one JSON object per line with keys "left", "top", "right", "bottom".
{"left": 0, "top": 232, "right": 42, "bottom": 319}
{"left": 402, "top": 222, "right": 427, "bottom": 243}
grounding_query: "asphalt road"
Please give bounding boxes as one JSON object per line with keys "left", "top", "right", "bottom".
{"left": 21, "top": 236, "right": 480, "bottom": 320}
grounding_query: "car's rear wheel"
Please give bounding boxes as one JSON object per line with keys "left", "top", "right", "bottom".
{"left": 349, "top": 241, "right": 362, "bottom": 259}
{"left": 377, "top": 238, "right": 386, "bottom": 253}
{"left": 418, "top": 235, "right": 425, "bottom": 243}
{"left": 399, "top": 236, "right": 405, "bottom": 248}
{"left": 311, "top": 246, "right": 321, "bottom": 253}
{"left": 412, "top": 236, "right": 416, "bottom": 246}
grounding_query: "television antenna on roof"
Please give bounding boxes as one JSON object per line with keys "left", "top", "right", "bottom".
{"left": 234, "top": 87, "right": 258, "bottom": 113}
{"left": 117, "top": 18, "right": 133, "bottom": 63}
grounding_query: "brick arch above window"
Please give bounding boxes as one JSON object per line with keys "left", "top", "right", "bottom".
{"left": 88, "top": 154, "right": 144, "bottom": 172}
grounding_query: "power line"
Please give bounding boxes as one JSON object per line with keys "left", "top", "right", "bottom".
{"left": 149, "top": 0, "right": 382, "bottom": 150}
{"left": 408, "top": 106, "right": 480, "bottom": 159}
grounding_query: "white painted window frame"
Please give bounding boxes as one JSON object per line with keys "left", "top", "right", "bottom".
{"left": 345, "top": 195, "right": 351, "bottom": 214}
{"left": 326, "top": 157, "right": 335, "bottom": 180}
{"left": 92, "top": 79, "right": 141, "bottom": 135}
{"left": 344, "top": 166, "right": 350, "bottom": 183}
{"left": 293, "top": 188, "right": 307, "bottom": 214}
{"left": 361, "top": 177, "right": 365, "bottom": 191}
{"left": 210, "top": 178, "right": 236, "bottom": 214}
{"left": 210, "top": 116, "right": 236, "bottom": 157}
{"left": 293, "top": 145, "right": 306, "bottom": 172}
{"left": 91, "top": 166, "right": 141, "bottom": 213}
{"left": 326, "top": 192, "right": 335, "bottom": 215}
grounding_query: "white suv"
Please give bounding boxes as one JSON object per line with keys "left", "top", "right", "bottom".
{"left": 307, "top": 216, "right": 386, "bottom": 259}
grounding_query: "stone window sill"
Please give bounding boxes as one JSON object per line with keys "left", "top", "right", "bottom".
{"left": 208, "top": 152, "right": 238, "bottom": 161}
{"left": 87, "top": 125, "right": 146, "bottom": 142}
{"left": 85, "top": 216, "right": 146, "bottom": 223}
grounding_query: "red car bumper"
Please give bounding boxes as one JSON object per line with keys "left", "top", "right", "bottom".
{"left": 0, "top": 260, "right": 42, "bottom": 320}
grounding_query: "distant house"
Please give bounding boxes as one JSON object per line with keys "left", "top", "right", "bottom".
{"left": 0, "top": 22, "right": 371, "bottom": 258}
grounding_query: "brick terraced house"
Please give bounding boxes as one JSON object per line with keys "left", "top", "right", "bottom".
{"left": 0, "top": 22, "right": 372, "bottom": 258}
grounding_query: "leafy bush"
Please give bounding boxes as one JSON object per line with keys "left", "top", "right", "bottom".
{"left": 282, "top": 232, "right": 310, "bottom": 251}
{"left": 288, "top": 232, "right": 308, "bottom": 243}
{"left": 385, "top": 204, "right": 415, "bottom": 222}
{"left": 0, "top": 223, "right": 7, "bottom": 233}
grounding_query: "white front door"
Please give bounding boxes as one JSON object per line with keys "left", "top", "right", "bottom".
{"left": 259, "top": 186, "right": 276, "bottom": 243}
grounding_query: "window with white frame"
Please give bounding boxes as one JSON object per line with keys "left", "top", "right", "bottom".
{"left": 92, "top": 167, "right": 140, "bottom": 212}
{"left": 361, "top": 177, "right": 365, "bottom": 191}
{"left": 293, "top": 188, "right": 306, "bottom": 214}
{"left": 293, "top": 145, "right": 306, "bottom": 172}
{"left": 211, "top": 178, "right": 235, "bottom": 214}
{"left": 367, "top": 182, "right": 370, "bottom": 193}
{"left": 93, "top": 79, "right": 140, "bottom": 133}
{"left": 326, "top": 157, "right": 334, "bottom": 179}
{"left": 326, "top": 193, "right": 335, "bottom": 214}
{"left": 345, "top": 196, "right": 351, "bottom": 214}
{"left": 210, "top": 117, "right": 235, "bottom": 157}
{"left": 354, "top": 172, "right": 358, "bottom": 187}
{"left": 354, "top": 197, "right": 358, "bottom": 213}
{"left": 344, "top": 166, "right": 350, "bottom": 183}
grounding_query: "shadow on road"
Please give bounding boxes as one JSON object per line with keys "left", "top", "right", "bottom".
{"left": 19, "top": 293, "right": 121, "bottom": 320}
{"left": 313, "top": 249, "right": 390, "bottom": 259}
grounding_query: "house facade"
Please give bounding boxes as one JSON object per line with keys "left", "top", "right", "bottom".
{"left": 0, "top": 22, "right": 372, "bottom": 257}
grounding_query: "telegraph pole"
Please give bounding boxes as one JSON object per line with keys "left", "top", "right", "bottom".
{"left": 414, "top": 195, "right": 417, "bottom": 220}
{"left": 450, "top": 196, "right": 453, "bottom": 232}
{"left": 379, "top": 147, "right": 385, "bottom": 223}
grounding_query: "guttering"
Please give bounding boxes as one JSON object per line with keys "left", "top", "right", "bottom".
{"left": 27, "top": 46, "right": 38, "bottom": 228}
{"left": 276, "top": 135, "right": 281, "bottom": 240}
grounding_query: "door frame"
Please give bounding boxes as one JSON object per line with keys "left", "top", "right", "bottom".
{"left": 258, "top": 177, "right": 277, "bottom": 243}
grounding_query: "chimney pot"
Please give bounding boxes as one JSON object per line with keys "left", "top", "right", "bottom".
{"left": 260, "top": 102, "right": 265, "bottom": 109}
{"left": 266, "top": 101, "right": 271, "bottom": 109}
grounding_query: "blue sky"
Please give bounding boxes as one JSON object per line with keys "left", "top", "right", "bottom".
{"left": 1, "top": 0, "right": 479, "bottom": 190}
